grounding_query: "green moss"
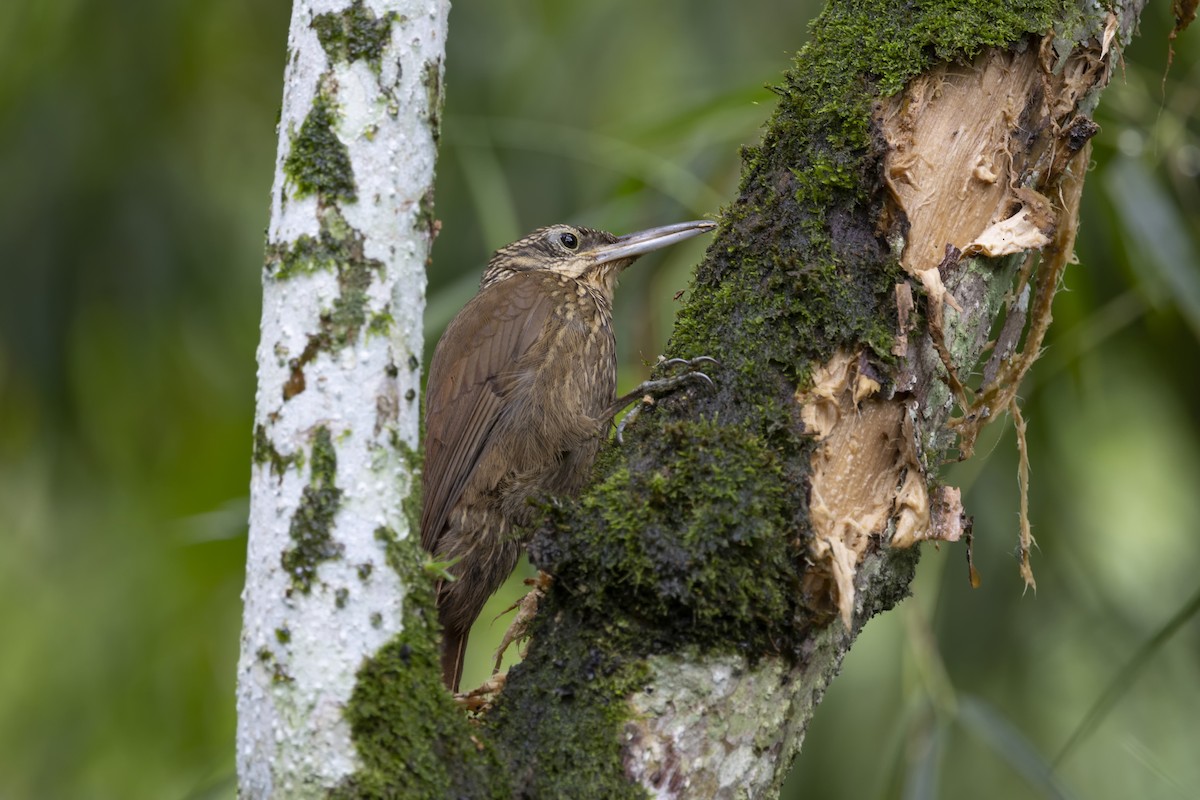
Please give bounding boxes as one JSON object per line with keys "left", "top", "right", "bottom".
{"left": 312, "top": 0, "right": 399, "bottom": 72}
{"left": 366, "top": 309, "right": 394, "bottom": 338}
{"left": 671, "top": 0, "right": 1062, "bottom": 384}
{"left": 397, "top": 442, "right": 423, "bottom": 537}
{"left": 281, "top": 426, "right": 345, "bottom": 595}
{"left": 284, "top": 94, "right": 356, "bottom": 202}
{"left": 488, "top": 617, "right": 651, "bottom": 800}
{"left": 532, "top": 418, "right": 808, "bottom": 658}
{"left": 333, "top": 531, "right": 508, "bottom": 800}
{"left": 266, "top": 207, "right": 385, "bottom": 399}
{"left": 256, "top": 645, "right": 294, "bottom": 685}
{"left": 329, "top": 259, "right": 373, "bottom": 348}
{"left": 252, "top": 423, "right": 303, "bottom": 477}
{"left": 486, "top": 420, "right": 810, "bottom": 796}
{"left": 422, "top": 61, "right": 444, "bottom": 143}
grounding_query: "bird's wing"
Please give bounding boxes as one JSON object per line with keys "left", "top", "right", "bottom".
{"left": 421, "top": 272, "right": 559, "bottom": 555}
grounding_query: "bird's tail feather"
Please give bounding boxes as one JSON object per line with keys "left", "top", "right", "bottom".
{"left": 441, "top": 626, "right": 468, "bottom": 693}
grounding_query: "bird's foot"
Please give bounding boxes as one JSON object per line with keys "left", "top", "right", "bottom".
{"left": 614, "top": 356, "right": 719, "bottom": 443}
{"left": 455, "top": 673, "right": 506, "bottom": 713}
{"left": 492, "top": 571, "right": 553, "bottom": 674}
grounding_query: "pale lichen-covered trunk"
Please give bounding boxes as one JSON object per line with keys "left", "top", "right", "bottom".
{"left": 236, "top": 1, "right": 448, "bottom": 796}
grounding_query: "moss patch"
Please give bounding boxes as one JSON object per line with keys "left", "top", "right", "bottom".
{"left": 397, "top": 442, "right": 423, "bottom": 537}
{"left": 366, "top": 308, "right": 394, "bottom": 338}
{"left": 488, "top": 614, "right": 651, "bottom": 800}
{"left": 253, "top": 423, "right": 304, "bottom": 477}
{"left": 490, "top": 419, "right": 810, "bottom": 796}
{"left": 255, "top": 645, "right": 294, "bottom": 685}
{"left": 422, "top": 61, "right": 444, "bottom": 143}
{"left": 532, "top": 418, "right": 807, "bottom": 658}
{"left": 281, "top": 425, "right": 344, "bottom": 595}
{"left": 332, "top": 529, "right": 507, "bottom": 800}
{"left": 312, "top": 0, "right": 399, "bottom": 73}
{"left": 284, "top": 94, "right": 356, "bottom": 202}
{"left": 265, "top": 207, "right": 384, "bottom": 399}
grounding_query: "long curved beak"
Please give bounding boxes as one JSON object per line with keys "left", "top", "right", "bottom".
{"left": 589, "top": 220, "right": 716, "bottom": 266}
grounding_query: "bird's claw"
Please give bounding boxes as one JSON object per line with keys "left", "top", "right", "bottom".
{"left": 613, "top": 356, "right": 719, "bottom": 444}
{"left": 492, "top": 571, "right": 552, "bottom": 673}
{"left": 658, "top": 355, "right": 719, "bottom": 370}
{"left": 455, "top": 673, "right": 506, "bottom": 713}
{"left": 615, "top": 398, "right": 650, "bottom": 445}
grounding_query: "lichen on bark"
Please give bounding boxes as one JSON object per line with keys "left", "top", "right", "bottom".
{"left": 312, "top": 0, "right": 399, "bottom": 73}
{"left": 265, "top": 206, "right": 385, "bottom": 400}
{"left": 281, "top": 425, "right": 344, "bottom": 595}
{"left": 284, "top": 93, "right": 357, "bottom": 202}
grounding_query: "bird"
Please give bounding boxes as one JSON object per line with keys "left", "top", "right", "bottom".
{"left": 421, "top": 219, "right": 716, "bottom": 692}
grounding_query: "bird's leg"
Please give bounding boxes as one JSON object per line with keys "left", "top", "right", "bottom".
{"left": 455, "top": 569, "right": 550, "bottom": 711}
{"left": 608, "top": 356, "right": 718, "bottom": 444}
{"left": 491, "top": 571, "right": 553, "bottom": 675}
{"left": 455, "top": 673, "right": 507, "bottom": 712}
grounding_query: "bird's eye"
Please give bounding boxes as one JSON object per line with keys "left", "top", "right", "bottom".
{"left": 558, "top": 231, "right": 579, "bottom": 250}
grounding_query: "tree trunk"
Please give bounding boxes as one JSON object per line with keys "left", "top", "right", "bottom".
{"left": 236, "top": 1, "right": 448, "bottom": 796}
{"left": 486, "top": 2, "right": 1147, "bottom": 798}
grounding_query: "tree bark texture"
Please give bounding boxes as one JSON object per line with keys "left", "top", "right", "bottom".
{"left": 478, "top": 2, "right": 1148, "bottom": 798}
{"left": 237, "top": 1, "right": 448, "bottom": 796}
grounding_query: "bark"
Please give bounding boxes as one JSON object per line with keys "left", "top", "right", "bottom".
{"left": 236, "top": 0, "right": 447, "bottom": 796}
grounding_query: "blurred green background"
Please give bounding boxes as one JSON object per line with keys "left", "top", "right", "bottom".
{"left": 1, "top": 0, "right": 1197, "bottom": 797}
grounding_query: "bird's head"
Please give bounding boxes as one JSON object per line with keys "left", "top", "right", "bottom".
{"left": 480, "top": 220, "right": 716, "bottom": 296}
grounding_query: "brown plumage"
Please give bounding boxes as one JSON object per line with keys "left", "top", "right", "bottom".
{"left": 421, "top": 220, "right": 715, "bottom": 691}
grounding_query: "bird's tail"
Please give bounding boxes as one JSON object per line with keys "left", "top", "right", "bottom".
{"left": 441, "top": 625, "right": 468, "bottom": 693}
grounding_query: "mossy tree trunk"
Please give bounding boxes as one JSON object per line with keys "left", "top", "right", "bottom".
{"left": 478, "top": 1, "right": 1147, "bottom": 798}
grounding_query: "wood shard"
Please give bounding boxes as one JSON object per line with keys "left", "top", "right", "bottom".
{"left": 798, "top": 351, "right": 932, "bottom": 628}
{"left": 880, "top": 48, "right": 1046, "bottom": 274}
{"left": 963, "top": 187, "right": 1056, "bottom": 258}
